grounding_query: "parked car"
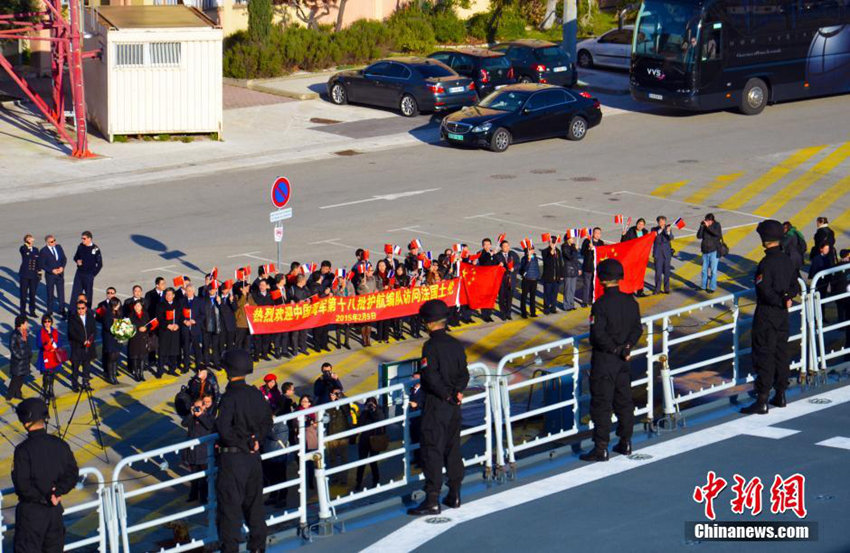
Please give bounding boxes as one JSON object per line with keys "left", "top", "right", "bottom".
{"left": 490, "top": 40, "right": 576, "bottom": 87}
{"left": 440, "top": 84, "right": 601, "bottom": 152}
{"left": 427, "top": 48, "right": 516, "bottom": 97}
{"left": 577, "top": 26, "right": 634, "bottom": 70}
{"left": 326, "top": 57, "right": 477, "bottom": 117}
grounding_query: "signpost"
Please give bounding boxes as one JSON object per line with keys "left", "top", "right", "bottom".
{"left": 270, "top": 177, "right": 292, "bottom": 269}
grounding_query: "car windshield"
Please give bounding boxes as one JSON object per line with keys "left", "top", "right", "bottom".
{"left": 633, "top": 0, "right": 701, "bottom": 67}
{"left": 416, "top": 64, "right": 454, "bottom": 78}
{"left": 478, "top": 90, "right": 530, "bottom": 112}
{"left": 481, "top": 56, "right": 511, "bottom": 70}
{"left": 534, "top": 46, "right": 565, "bottom": 60}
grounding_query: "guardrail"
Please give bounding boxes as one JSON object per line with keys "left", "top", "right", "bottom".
{"left": 810, "top": 264, "right": 850, "bottom": 373}
{"left": 0, "top": 466, "right": 109, "bottom": 553}
{"left": 10, "top": 267, "right": 848, "bottom": 552}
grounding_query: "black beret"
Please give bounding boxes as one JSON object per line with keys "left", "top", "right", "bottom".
{"left": 597, "top": 258, "right": 624, "bottom": 282}
{"left": 756, "top": 219, "right": 784, "bottom": 243}
{"left": 16, "top": 398, "right": 48, "bottom": 425}
{"left": 222, "top": 349, "right": 254, "bottom": 377}
{"left": 419, "top": 299, "right": 449, "bottom": 323}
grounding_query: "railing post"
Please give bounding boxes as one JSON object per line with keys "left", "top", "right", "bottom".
{"left": 205, "top": 440, "right": 217, "bottom": 546}
{"left": 403, "top": 393, "right": 412, "bottom": 484}
{"left": 500, "top": 377, "right": 516, "bottom": 477}
{"left": 645, "top": 319, "right": 654, "bottom": 422}
{"left": 297, "top": 414, "right": 308, "bottom": 537}
{"left": 731, "top": 300, "right": 740, "bottom": 382}
{"left": 482, "top": 374, "right": 493, "bottom": 480}
{"left": 312, "top": 452, "right": 333, "bottom": 536}
{"left": 490, "top": 374, "right": 505, "bottom": 480}
{"left": 815, "top": 291, "right": 828, "bottom": 372}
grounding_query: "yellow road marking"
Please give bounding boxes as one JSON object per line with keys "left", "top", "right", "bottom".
{"left": 651, "top": 180, "right": 689, "bottom": 198}
{"left": 722, "top": 145, "right": 827, "bottom": 211}
{"left": 684, "top": 172, "right": 745, "bottom": 205}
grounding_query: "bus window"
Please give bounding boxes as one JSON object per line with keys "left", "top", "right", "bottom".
{"left": 633, "top": 0, "right": 702, "bottom": 67}
{"left": 799, "top": 0, "right": 843, "bottom": 27}
{"left": 701, "top": 26, "right": 722, "bottom": 61}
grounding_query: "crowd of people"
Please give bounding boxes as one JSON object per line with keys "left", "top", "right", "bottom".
{"left": 5, "top": 216, "right": 848, "bottom": 400}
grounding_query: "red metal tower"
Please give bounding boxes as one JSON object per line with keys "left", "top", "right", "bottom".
{"left": 0, "top": 0, "right": 97, "bottom": 158}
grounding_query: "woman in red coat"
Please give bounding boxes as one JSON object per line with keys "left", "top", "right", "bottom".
{"left": 37, "top": 314, "right": 64, "bottom": 399}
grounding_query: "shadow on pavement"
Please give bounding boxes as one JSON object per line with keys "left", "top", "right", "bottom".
{"left": 130, "top": 234, "right": 203, "bottom": 274}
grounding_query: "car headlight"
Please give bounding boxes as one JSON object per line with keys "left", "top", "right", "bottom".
{"left": 472, "top": 122, "right": 492, "bottom": 133}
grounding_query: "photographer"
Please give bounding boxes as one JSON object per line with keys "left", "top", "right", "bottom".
{"left": 186, "top": 366, "right": 220, "bottom": 414}
{"left": 181, "top": 395, "right": 215, "bottom": 504}
{"left": 313, "top": 362, "right": 344, "bottom": 404}
{"left": 354, "top": 396, "right": 385, "bottom": 491}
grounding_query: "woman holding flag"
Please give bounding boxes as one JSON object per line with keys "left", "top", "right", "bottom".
{"left": 128, "top": 299, "right": 155, "bottom": 381}
{"left": 156, "top": 288, "right": 183, "bottom": 376}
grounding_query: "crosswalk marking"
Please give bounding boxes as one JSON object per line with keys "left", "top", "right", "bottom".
{"left": 651, "top": 180, "right": 689, "bottom": 198}
{"left": 722, "top": 145, "right": 827, "bottom": 211}
{"left": 683, "top": 172, "right": 745, "bottom": 206}
{"left": 815, "top": 436, "right": 850, "bottom": 451}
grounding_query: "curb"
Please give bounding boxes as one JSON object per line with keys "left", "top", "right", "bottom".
{"left": 575, "top": 80, "right": 630, "bottom": 96}
{"left": 223, "top": 77, "right": 319, "bottom": 101}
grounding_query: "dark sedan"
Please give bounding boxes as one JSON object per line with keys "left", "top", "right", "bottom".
{"left": 327, "top": 57, "right": 477, "bottom": 117}
{"left": 491, "top": 40, "right": 577, "bottom": 87}
{"left": 440, "top": 84, "right": 601, "bottom": 152}
{"left": 427, "top": 48, "right": 516, "bottom": 97}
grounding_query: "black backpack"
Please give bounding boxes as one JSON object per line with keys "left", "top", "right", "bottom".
{"left": 174, "top": 386, "right": 193, "bottom": 417}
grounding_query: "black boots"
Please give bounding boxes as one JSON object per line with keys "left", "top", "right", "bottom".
{"left": 442, "top": 489, "right": 461, "bottom": 509}
{"left": 612, "top": 440, "right": 632, "bottom": 456}
{"left": 741, "top": 396, "right": 769, "bottom": 415}
{"left": 579, "top": 447, "right": 609, "bottom": 462}
{"left": 42, "top": 374, "right": 55, "bottom": 399}
{"left": 769, "top": 391, "right": 787, "bottom": 408}
{"left": 407, "top": 493, "right": 441, "bottom": 516}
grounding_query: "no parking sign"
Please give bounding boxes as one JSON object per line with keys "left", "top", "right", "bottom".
{"left": 271, "top": 177, "right": 291, "bottom": 209}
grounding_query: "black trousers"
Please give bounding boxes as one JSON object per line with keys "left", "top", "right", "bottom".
{"left": 216, "top": 452, "right": 266, "bottom": 553}
{"left": 520, "top": 279, "right": 538, "bottom": 316}
{"left": 313, "top": 325, "right": 329, "bottom": 349}
{"left": 274, "top": 332, "right": 291, "bottom": 357}
{"left": 581, "top": 271, "right": 595, "bottom": 306}
{"left": 70, "top": 272, "right": 94, "bottom": 308}
{"left": 20, "top": 276, "right": 39, "bottom": 314}
{"left": 589, "top": 355, "right": 634, "bottom": 448}
{"left": 335, "top": 324, "right": 350, "bottom": 347}
{"left": 219, "top": 329, "right": 235, "bottom": 353}
{"left": 14, "top": 502, "right": 65, "bottom": 553}
{"left": 103, "top": 350, "right": 120, "bottom": 382}
{"left": 71, "top": 359, "right": 91, "bottom": 385}
{"left": 182, "top": 331, "right": 205, "bottom": 369}
{"left": 355, "top": 439, "right": 380, "bottom": 488}
{"left": 45, "top": 273, "right": 65, "bottom": 315}
{"left": 292, "top": 330, "right": 308, "bottom": 353}
{"left": 253, "top": 334, "right": 270, "bottom": 357}
{"left": 204, "top": 332, "right": 221, "bottom": 367}
{"left": 420, "top": 402, "right": 463, "bottom": 496}
{"left": 7, "top": 374, "right": 25, "bottom": 398}
{"left": 752, "top": 310, "right": 790, "bottom": 399}
{"left": 188, "top": 463, "right": 209, "bottom": 503}
{"left": 654, "top": 251, "right": 672, "bottom": 293}
{"left": 498, "top": 277, "right": 514, "bottom": 319}
{"left": 235, "top": 328, "right": 250, "bottom": 351}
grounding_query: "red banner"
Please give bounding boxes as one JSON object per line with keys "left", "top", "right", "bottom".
{"left": 247, "top": 279, "right": 462, "bottom": 334}
{"left": 594, "top": 233, "right": 654, "bottom": 300}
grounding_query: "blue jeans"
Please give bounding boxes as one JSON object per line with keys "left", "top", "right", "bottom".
{"left": 701, "top": 251, "right": 718, "bottom": 290}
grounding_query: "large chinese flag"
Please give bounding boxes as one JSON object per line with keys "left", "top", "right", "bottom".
{"left": 460, "top": 264, "right": 505, "bottom": 309}
{"left": 594, "top": 233, "right": 654, "bottom": 300}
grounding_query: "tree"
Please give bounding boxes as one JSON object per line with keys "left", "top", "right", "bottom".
{"left": 334, "top": 0, "right": 348, "bottom": 31}
{"left": 542, "top": 0, "right": 558, "bottom": 29}
{"left": 278, "top": 0, "right": 339, "bottom": 30}
{"left": 248, "top": 0, "right": 273, "bottom": 43}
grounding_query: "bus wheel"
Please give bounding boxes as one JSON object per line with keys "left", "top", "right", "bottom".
{"left": 740, "top": 78, "right": 768, "bottom": 115}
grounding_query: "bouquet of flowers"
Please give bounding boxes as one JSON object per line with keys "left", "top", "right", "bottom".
{"left": 111, "top": 318, "right": 137, "bottom": 343}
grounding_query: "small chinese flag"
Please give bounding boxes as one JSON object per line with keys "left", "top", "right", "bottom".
{"left": 384, "top": 243, "right": 394, "bottom": 255}
{"left": 243, "top": 265, "right": 252, "bottom": 277}
{"left": 95, "top": 306, "right": 105, "bottom": 317}
{"left": 236, "top": 268, "right": 245, "bottom": 281}
{"left": 675, "top": 217, "right": 686, "bottom": 229}
{"left": 270, "top": 289, "right": 283, "bottom": 301}
{"left": 363, "top": 249, "right": 370, "bottom": 261}
{"left": 211, "top": 267, "right": 218, "bottom": 281}
{"left": 614, "top": 214, "right": 624, "bottom": 225}
{"left": 541, "top": 232, "right": 551, "bottom": 243}
{"left": 262, "top": 263, "right": 276, "bottom": 275}
{"left": 508, "top": 259, "right": 515, "bottom": 270}
{"left": 497, "top": 233, "right": 506, "bottom": 244}
{"left": 165, "top": 310, "right": 175, "bottom": 322}
{"left": 148, "top": 318, "right": 159, "bottom": 330}
{"left": 221, "top": 279, "right": 232, "bottom": 290}
{"left": 173, "top": 275, "right": 185, "bottom": 288}
{"left": 182, "top": 308, "right": 191, "bottom": 319}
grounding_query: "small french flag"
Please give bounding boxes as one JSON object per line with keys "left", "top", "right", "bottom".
{"left": 409, "top": 239, "right": 422, "bottom": 250}
{"left": 302, "top": 262, "right": 316, "bottom": 275}
{"left": 566, "top": 228, "right": 580, "bottom": 240}
{"left": 452, "top": 243, "right": 463, "bottom": 253}
{"left": 674, "top": 217, "right": 686, "bottom": 229}
{"left": 335, "top": 268, "right": 347, "bottom": 279}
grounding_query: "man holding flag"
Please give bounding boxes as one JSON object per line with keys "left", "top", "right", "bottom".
{"left": 651, "top": 216, "right": 677, "bottom": 294}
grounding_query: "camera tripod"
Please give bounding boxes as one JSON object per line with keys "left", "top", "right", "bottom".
{"left": 62, "top": 383, "right": 109, "bottom": 463}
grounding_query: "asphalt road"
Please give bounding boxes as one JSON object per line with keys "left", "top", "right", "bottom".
{"left": 0, "top": 92, "right": 847, "bottom": 488}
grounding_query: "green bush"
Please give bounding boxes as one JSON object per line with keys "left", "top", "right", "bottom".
{"left": 494, "top": 6, "right": 528, "bottom": 40}
{"left": 336, "top": 19, "right": 394, "bottom": 64}
{"left": 387, "top": 6, "right": 436, "bottom": 53}
{"left": 466, "top": 12, "right": 490, "bottom": 41}
{"left": 431, "top": 8, "right": 467, "bottom": 44}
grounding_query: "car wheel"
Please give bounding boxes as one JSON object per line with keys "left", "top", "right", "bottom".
{"left": 400, "top": 94, "right": 419, "bottom": 117}
{"left": 518, "top": 75, "right": 533, "bottom": 84}
{"left": 567, "top": 116, "right": 588, "bottom": 141}
{"left": 489, "top": 127, "right": 511, "bottom": 153}
{"left": 578, "top": 50, "right": 593, "bottom": 68}
{"left": 739, "top": 78, "right": 768, "bottom": 115}
{"left": 330, "top": 82, "right": 348, "bottom": 105}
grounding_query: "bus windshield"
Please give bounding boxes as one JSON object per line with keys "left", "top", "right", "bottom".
{"left": 633, "top": 0, "right": 702, "bottom": 68}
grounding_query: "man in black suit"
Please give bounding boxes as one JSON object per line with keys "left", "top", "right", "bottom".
{"left": 219, "top": 284, "right": 237, "bottom": 354}
{"left": 181, "top": 285, "right": 206, "bottom": 371}
{"left": 70, "top": 231, "right": 102, "bottom": 310}
{"left": 68, "top": 300, "right": 96, "bottom": 392}
{"left": 144, "top": 277, "right": 167, "bottom": 315}
{"left": 493, "top": 240, "right": 520, "bottom": 320}
{"left": 39, "top": 234, "right": 67, "bottom": 318}
{"left": 123, "top": 285, "right": 145, "bottom": 317}
{"left": 19, "top": 234, "right": 41, "bottom": 317}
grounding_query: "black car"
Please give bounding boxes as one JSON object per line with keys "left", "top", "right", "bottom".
{"left": 427, "top": 48, "right": 516, "bottom": 97}
{"left": 490, "top": 40, "right": 577, "bottom": 87}
{"left": 326, "top": 57, "right": 477, "bottom": 117}
{"left": 440, "top": 84, "right": 601, "bottom": 152}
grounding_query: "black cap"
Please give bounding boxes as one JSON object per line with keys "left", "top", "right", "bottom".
{"left": 419, "top": 299, "right": 449, "bottom": 323}
{"left": 16, "top": 398, "right": 49, "bottom": 425}
{"left": 597, "top": 258, "right": 624, "bottom": 282}
{"left": 222, "top": 349, "right": 253, "bottom": 377}
{"left": 756, "top": 219, "right": 784, "bottom": 243}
